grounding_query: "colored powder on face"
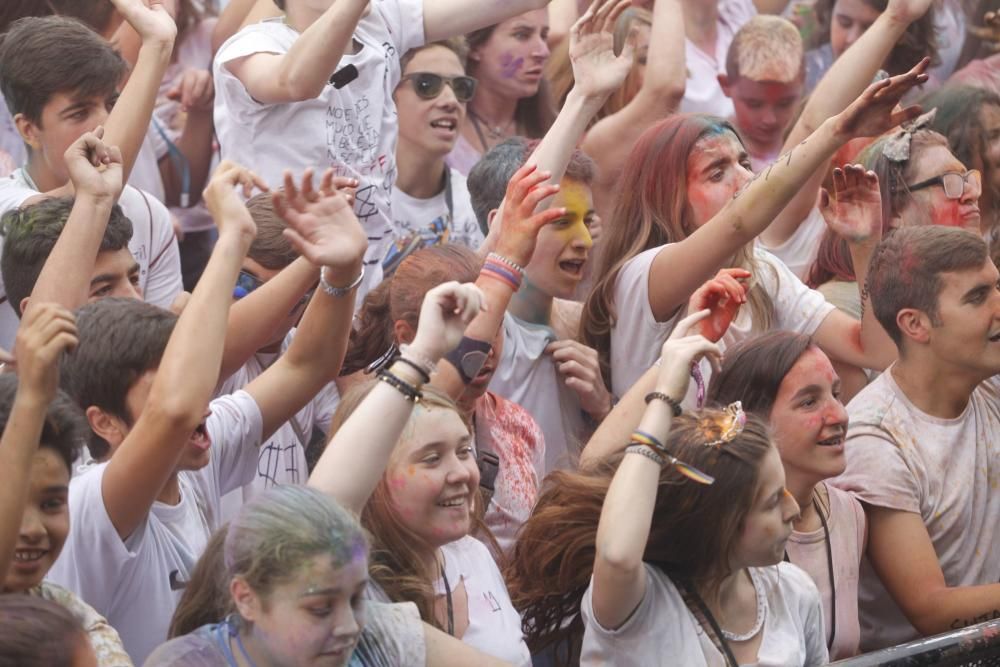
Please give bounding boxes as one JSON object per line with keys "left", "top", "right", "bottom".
{"left": 500, "top": 53, "right": 524, "bottom": 79}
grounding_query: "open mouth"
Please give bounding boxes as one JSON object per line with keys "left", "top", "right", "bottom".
{"left": 989, "top": 331, "right": 1000, "bottom": 343}
{"left": 559, "top": 259, "right": 585, "bottom": 276}
{"left": 13, "top": 549, "right": 47, "bottom": 564}
{"left": 430, "top": 119, "right": 457, "bottom": 132}
{"left": 437, "top": 496, "right": 467, "bottom": 509}
{"left": 816, "top": 434, "right": 845, "bottom": 447}
{"left": 189, "top": 422, "right": 211, "bottom": 452}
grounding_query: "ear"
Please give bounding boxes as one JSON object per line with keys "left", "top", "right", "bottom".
{"left": 486, "top": 208, "right": 499, "bottom": 232}
{"left": 718, "top": 74, "right": 732, "bottom": 97}
{"left": 896, "top": 308, "right": 932, "bottom": 345}
{"left": 85, "top": 406, "right": 128, "bottom": 454}
{"left": 14, "top": 113, "right": 41, "bottom": 151}
{"left": 18, "top": 297, "right": 29, "bottom": 319}
{"left": 393, "top": 319, "right": 416, "bottom": 345}
{"left": 230, "top": 576, "right": 261, "bottom": 623}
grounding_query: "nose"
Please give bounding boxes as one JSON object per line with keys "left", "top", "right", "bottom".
{"left": 19, "top": 506, "right": 45, "bottom": 544}
{"left": 331, "top": 603, "right": 362, "bottom": 644}
{"left": 573, "top": 220, "right": 594, "bottom": 250}
{"left": 962, "top": 171, "right": 982, "bottom": 203}
{"left": 845, "top": 26, "right": 864, "bottom": 49}
{"left": 436, "top": 82, "right": 459, "bottom": 109}
{"left": 445, "top": 456, "right": 476, "bottom": 487}
{"left": 826, "top": 399, "right": 848, "bottom": 428}
{"left": 533, "top": 34, "right": 551, "bottom": 61}
{"left": 782, "top": 489, "right": 801, "bottom": 524}
{"left": 761, "top": 107, "right": 778, "bottom": 127}
{"left": 119, "top": 280, "right": 142, "bottom": 300}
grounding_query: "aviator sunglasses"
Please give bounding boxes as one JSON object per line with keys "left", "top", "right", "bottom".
{"left": 399, "top": 72, "right": 478, "bottom": 103}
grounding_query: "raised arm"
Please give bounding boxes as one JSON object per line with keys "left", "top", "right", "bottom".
{"left": 212, "top": 0, "right": 269, "bottom": 52}
{"left": 423, "top": 0, "right": 550, "bottom": 42}
{"left": 867, "top": 506, "right": 1000, "bottom": 635}
{"left": 591, "top": 312, "right": 720, "bottom": 629}
{"left": 811, "top": 164, "right": 896, "bottom": 370}
{"left": 223, "top": 0, "right": 369, "bottom": 105}
{"left": 101, "top": 162, "right": 262, "bottom": 540}
{"left": 0, "top": 304, "right": 76, "bottom": 580}
{"left": 21, "top": 131, "right": 123, "bottom": 319}
{"left": 646, "top": 62, "right": 928, "bottom": 321}
{"left": 309, "top": 282, "right": 482, "bottom": 514}
{"left": 159, "top": 69, "right": 216, "bottom": 208}
{"left": 244, "top": 171, "right": 366, "bottom": 440}
{"left": 761, "top": 0, "right": 933, "bottom": 247}
{"left": 584, "top": 0, "right": 686, "bottom": 212}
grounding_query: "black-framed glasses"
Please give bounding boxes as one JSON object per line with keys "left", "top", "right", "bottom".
{"left": 234, "top": 270, "right": 313, "bottom": 314}
{"left": 906, "top": 169, "right": 981, "bottom": 200}
{"left": 399, "top": 72, "right": 478, "bottom": 103}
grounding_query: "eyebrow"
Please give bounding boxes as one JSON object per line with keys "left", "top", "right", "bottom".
{"left": 961, "top": 283, "right": 994, "bottom": 303}
{"left": 414, "top": 435, "right": 473, "bottom": 455}
{"left": 300, "top": 580, "right": 368, "bottom": 598}
{"left": 790, "top": 384, "right": 822, "bottom": 401}
{"left": 700, "top": 156, "right": 730, "bottom": 175}
{"left": 58, "top": 100, "right": 94, "bottom": 118}
{"left": 41, "top": 485, "right": 69, "bottom": 494}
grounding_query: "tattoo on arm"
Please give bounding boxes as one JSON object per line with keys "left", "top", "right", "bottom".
{"left": 950, "top": 609, "right": 1000, "bottom": 630}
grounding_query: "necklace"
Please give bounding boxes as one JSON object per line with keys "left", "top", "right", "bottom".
{"left": 720, "top": 568, "right": 768, "bottom": 642}
{"left": 439, "top": 558, "right": 455, "bottom": 636}
{"left": 785, "top": 492, "right": 837, "bottom": 651}
{"left": 468, "top": 110, "right": 515, "bottom": 152}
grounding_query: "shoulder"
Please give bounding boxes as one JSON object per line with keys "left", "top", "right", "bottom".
{"left": 143, "top": 626, "right": 226, "bottom": 667}
{"left": 216, "top": 19, "right": 294, "bottom": 64}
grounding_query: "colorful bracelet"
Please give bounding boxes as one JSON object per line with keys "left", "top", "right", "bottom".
{"left": 487, "top": 252, "right": 525, "bottom": 277}
{"left": 625, "top": 444, "right": 665, "bottom": 467}
{"left": 631, "top": 429, "right": 668, "bottom": 456}
{"left": 645, "top": 392, "right": 682, "bottom": 417}
{"left": 480, "top": 263, "right": 521, "bottom": 291}
{"left": 377, "top": 369, "right": 422, "bottom": 402}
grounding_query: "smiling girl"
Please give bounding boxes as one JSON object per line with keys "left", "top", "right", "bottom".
{"left": 709, "top": 331, "right": 866, "bottom": 660}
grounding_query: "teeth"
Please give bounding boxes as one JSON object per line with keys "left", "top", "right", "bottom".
{"left": 14, "top": 550, "right": 45, "bottom": 562}
{"left": 431, "top": 121, "right": 456, "bottom": 129}
{"left": 438, "top": 498, "right": 464, "bottom": 507}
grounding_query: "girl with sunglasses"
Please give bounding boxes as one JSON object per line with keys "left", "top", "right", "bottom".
{"left": 387, "top": 40, "right": 484, "bottom": 276}
{"left": 506, "top": 311, "right": 826, "bottom": 665}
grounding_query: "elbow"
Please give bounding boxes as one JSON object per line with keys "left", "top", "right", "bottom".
{"left": 595, "top": 541, "right": 643, "bottom": 578}
{"left": 649, "top": 80, "right": 686, "bottom": 109}
{"left": 277, "top": 69, "right": 325, "bottom": 102}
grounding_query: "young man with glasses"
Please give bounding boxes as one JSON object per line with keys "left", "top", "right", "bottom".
{"left": 385, "top": 39, "right": 484, "bottom": 275}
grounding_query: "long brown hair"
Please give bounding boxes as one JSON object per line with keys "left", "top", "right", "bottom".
{"left": 581, "top": 114, "right": 774, "bottom": 389}
{"left": 342, "top": 245, "right": 482, "bottom": 375}
{"left": 506, "top": 410, "right": 773, "bottom": 661}
{"left": 169, "top": 526, "right": 230, "bottom": 638}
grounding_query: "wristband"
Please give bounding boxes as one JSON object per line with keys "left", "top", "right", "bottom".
{"left": 398, "top": 344, "right": 438, "bottom": 379}
{"left": 645, "top": 392, "right": 682, "bottom": 417}
{"left": 377, "top": 369, "right": 422, "bottom": 402}
{"left": 480, "top": 263, "right": 521, "bottom": 291}
{"left": 319, "top": 266, "right": 365, "bottom": 297}
{"left": 443, "top": 337, "right": 493, "bottom": 384}
{"left": 487, "top": 252, "right": 525, "bottom": 277}
{"left": 625, "top": 444, "right": 665, "bottom": 467}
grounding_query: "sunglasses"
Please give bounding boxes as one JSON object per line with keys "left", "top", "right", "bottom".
{"left": 906, "top": 169, "right": 981, "bottom": 200}
{"left": 234, "top": 270, "right": 313, "bottom": 314}
{"left": 399, "top": 72, "right": 477, "bottom": 103}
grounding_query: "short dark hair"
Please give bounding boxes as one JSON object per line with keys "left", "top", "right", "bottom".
{"left": 246, "top": 193, "right": 298, "bottom": 270}
{"left": 467, "top": 137, "right": 597, "bottom": 235}
{"left": 60, "top": 298, "right": 176, "bottom": 459}
{"left": 868, "top": 226, "right": 989, "bottom": 347}
{"left": 48, "top": 0, "right": 118, "bottom": 34}
{"left": 0, "top": 16, "right": 127, "bottom": 125}
{"left": 0, "top": 374, "right": 84, "bottom": 473}
{"left": 1, "top": 197, "right": 133, "bottom": 317}
{"left": 0, "top": 595, "right": 87, "bottom": 667}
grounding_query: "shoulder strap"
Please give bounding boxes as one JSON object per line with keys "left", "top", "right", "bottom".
{"left": 675, "top": 576, "right": 740, "bottom": 667}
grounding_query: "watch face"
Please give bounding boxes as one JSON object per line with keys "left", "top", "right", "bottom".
{"left": 461, "top": 350, "right": 489, "bottom": 379}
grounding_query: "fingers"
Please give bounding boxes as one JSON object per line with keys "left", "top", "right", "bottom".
{"left": 602, "top": 0, "right": 633, "bottom": 33}
{"left": 519, "top": 182, "right": 561, "bottom": 217}
{"left": 528, "top": 205, "right": 569, "bottom": 231}
{"left": 671, "top": 309, "right": 711, "bottom": 340}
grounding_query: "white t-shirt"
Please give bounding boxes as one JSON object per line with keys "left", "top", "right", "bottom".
{"left": 609, "top": 245, "right": 835, "bottom": 400}
{"left": 385, "top": 168, "right": 483, "bottom": 273}
{"left": 0, "top": 96, "right": 25, "bottom": 169}
{"left": 680, "top": 0, "right": 756, "bottom": 117}
{"left": 757, "top": 205, "right": 827, "bottom": 282}
{"left": 217, "top": 330, "right": 340, "bottom": 521}
{"left": 490, "top": 312, "right": 590, "bottom": 478}
{"left": 214, "top": 2, "right": 426, "bottom": 302}
{"left": 0, "top": 171, "right": 183, "bottom": 350}
{"left": 833, "top": 371, "right": 1000, "bottom": 651}
{"left": 580, "top": 562, "right": 828, "bottom": 667}
{"left": 48, "top": 390, "right": 263, "bottom": 664}
{"left": 436, "top": 536, "right": 532, "bottom": 666}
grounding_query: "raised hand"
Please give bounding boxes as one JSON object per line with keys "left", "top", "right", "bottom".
{"left": 885, "top": 0, "right": 936, "bottom": 26}
{"left": 495, "top": 164, "right": 566, "bottom": 267}
{"left": 967, "top": 11, "right": 1000, "bottom": 53}
{"left": 833, "top": 58, "right": 930, "bottom": 140}
{"left": 203, "top": 160, "right": 267, "bottom": 241}
{"left": 820, "top": 164, "right": 883, "bottom": 245}
{"left": 64, "top": 127, "right": 124, "bottom": 202}
{"left": 546, "top": 339, "right": 612, "bottom": 419}
{"left": 655, "top": 310, "right": 723, "bottom": 402}
{"left": 166, "top": 68, "right": 214, "bottom": 113}
{"left": 317, "top": 169, "right": 359, "bottom": 206}
{"left": 688, "top": 268, "right": 750, "bottom": 343}
{"left": 273, "top": 169, "right": 367, "bottom": 271}
{"left": 569, "top": 0, "right": 637, "bottom": 101}
{"left": 110, "top": 0, "right": 177, "bottom": 46}
{"left": 14, "top": 303, "right": 78, "bottom": 405}
{"left": 410, "top": 282, "right": 485, "bottom": 363}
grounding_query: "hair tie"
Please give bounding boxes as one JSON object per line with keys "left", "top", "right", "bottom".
{"left": 881, "top": 108, "right": 937, "bottom": 164}
{"left": 704, "top": 402, "right": 747, "bottom": 448}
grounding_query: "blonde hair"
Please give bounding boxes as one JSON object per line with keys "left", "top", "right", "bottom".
{"left": 726, "top": 15, "right": 804, "bottom": 84}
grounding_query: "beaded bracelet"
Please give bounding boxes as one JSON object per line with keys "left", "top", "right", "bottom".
{"left": 377, "top": 369, "right": 422, "bottom": 402}
{"left": 625, "top": 444, "right": 665, "bottom": 467}
{"left": 644, "top": 392, "right": 682, "bottom": 417}
{"left": 487, "top": 252, "right": 525, "bottom": 277}
{"left": 392, "top": 357, "right": 431, "bottom": 384}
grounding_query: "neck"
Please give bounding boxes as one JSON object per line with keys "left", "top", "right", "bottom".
{"left": 469, "top": 83, "right": 518, "bottom": 129}
{"left": 237, "top": 627, "right": 273, "bottom": 667}
{"left": 683, "top": 0, "right": 719, "bottom": 44}
{"left": 508, "top": 278, "right": 553, "bottom": 326}
{"left": 787, "top": 474, "right": 821, "bottom": 532}
{"left": 891, "top": 355, "right": 980, "bottom": 419}
{"left": 24, "top": 157, "right": 62, "bottom": 193}
{"left": 155, "top": 473, "right": 182, "bottom": 506}
{"left": 395, "top": 141, "right": 449, "bottom": 200}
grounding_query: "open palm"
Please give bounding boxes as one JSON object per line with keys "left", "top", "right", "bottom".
{"left": 274, "top": 171, "right": 367, "bottom": 270}
{"left": 820, "top": 165, "right": 883, "bottom": 244}
{"left": 570, "top": 0, "right": 637, "bottom": 100}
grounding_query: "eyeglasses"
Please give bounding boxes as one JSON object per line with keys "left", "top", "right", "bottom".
{"left": 399, "top": 72, "right": 478, "bottom": 103}
{"left": 906, "top": 169, "right": 981, "bottom": 200}
{"left": 234, "top": 270, "right": 313, "bottom": 314}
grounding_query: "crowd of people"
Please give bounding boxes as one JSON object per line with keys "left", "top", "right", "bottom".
{"left": 0, "top": 0, "right": 998, "bottom": 665}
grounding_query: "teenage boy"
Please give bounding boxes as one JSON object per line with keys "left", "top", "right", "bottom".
{"left": 834, "top": 226, "right": 1000, "bottom": 650}
{"left": 0, "top": 9, "right": 182, "bottom": 350}
{"left": 47, "top": 161, "right": 367, "bottom": 662}
{"left": 719, "top": 15, "right": 805, "bottom": 173}
{"left": 213, "top": 0, "right": 555, "bottom": 301}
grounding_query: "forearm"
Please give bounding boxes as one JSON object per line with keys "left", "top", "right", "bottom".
{"left": 219, "top": 257, "right": 318, "bottom": 380}
{"left": 161, "top": 110, "right": 215, "bottom": 208}
{"left": 580, "top": 364, "right": 657, "bottom": 467}
{"left": 24, "top": 195, "right": 114, "bottom": 316}
{"left": 104, "top": 42, "right": 174, "bottom": 184}
{"left": 0, "top": 393, "right": 48, "bottom": 579}
{"left": 308, "top": 360, "right": 422, "bottom": 513}
{"left": 423, "top": 0, "right": 549, "bottom": 42}
{"left": 908, "top": 584, "right": 1000, "bottom": 636}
